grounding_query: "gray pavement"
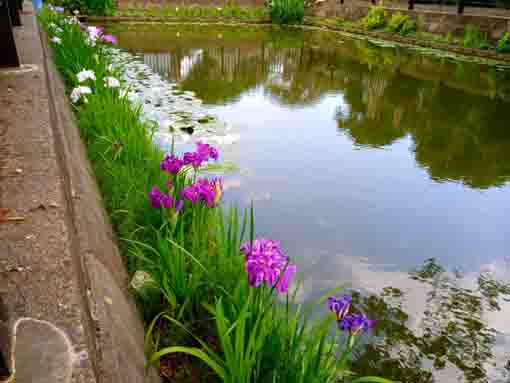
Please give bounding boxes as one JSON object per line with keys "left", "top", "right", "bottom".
{"left": 0, "top": 5, "right": 97, "bottom": 383}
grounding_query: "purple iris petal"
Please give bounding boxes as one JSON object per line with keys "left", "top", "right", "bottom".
{"left": 179, "top": 178, "right": 223, "bottom": 207}
{"left": 339, "top": 313, "right": 376, "bottom": 335}
{"left": 180, "top": 185, "right": 200, "bottom": 204}
{"left": 161, "top": 154, "right": 184, "bottom": 175}
{"left": 175, "top": 199, "right": 184, "bottom": 213}
{"left": 149, "top": 186, "right": 173, "bottom": 209}
{"left": 327, "top": 295, "right": 352, "bottom": 321}
{"left": 161, "top": 193, "right": 173, "bottom": 209}
{"left": 209, "top": 147, "right": 219, "bottom": 161}
{"left": 102, "top": 34, "right": 118, "bottom": 45}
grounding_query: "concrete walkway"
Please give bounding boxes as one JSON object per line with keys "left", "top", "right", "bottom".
{"left": 0, "top": 5, "right": 97, "bottom": 383}
{"left": 0, "top": 5, "right": 156, "bottom": 383}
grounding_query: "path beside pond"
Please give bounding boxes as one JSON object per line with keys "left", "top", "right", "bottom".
{"left": 0, "top": 5, "right": 155, "bottom": 383}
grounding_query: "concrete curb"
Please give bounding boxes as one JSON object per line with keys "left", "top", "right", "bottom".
{"left": 39, "top": 25, "right": 159, "bottom": 383}
{"left": 82, "top": 15, "right": 510, "bottom": 63}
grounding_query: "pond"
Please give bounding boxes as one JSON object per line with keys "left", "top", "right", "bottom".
{"left": 107, "top": 23, "right": 510, "bottom": 383}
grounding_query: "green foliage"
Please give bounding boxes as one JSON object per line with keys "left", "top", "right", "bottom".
{"left": 39, "top": 8, "right": 391, "bottom": 383}
{"left": 446, "top": 32, "right": 455, "bottom": 44}
{"left": 463, "top": 24, "right": 491, "bottom": 50}
{"left": 360, "top": 6, "right": 387, "bottom": 30}
{"left": 386, "top": 12, "right": 416, "bottom": 36}
{"left": 496, "top": 32, "right": 510, "bottom": 53}
{"left": 269, "top": 0, "right": 305, "bottom": 25}
{"left": 119, "top": 5, "right": 268, "bottom": 19}
{"left": 51, "top": 0, "right": 114, "bottom": 15}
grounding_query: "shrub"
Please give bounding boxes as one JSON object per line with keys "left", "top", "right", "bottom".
{"left": 51, "top": 0, "right": 114, "bottom": 15}
{"left": 496, "top": 32, "right": 510, "bottom": 53}
{"left": 463, "top": 24, "right": 490, "bottom": 50}
{"left": 400, "top": 18, "right": 416, "bottom": 36}
{"left": 360, "top": 6, "right": 387, "bottom": 30}
{"left": 387, "top": 12, "right": 416, "bottom": 35}
{"left": 269, "top": 0, "right": 305, "bottom": 24}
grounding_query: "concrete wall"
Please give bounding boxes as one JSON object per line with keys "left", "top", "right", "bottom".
{"left": 309, "top": 0, "right": 510, "bottom": 40}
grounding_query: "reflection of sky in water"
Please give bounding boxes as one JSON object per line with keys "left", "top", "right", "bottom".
{"left": 206, "top": 89, "right": 509, "bottom": 274}
{"left": 112, "top": 24, "right": 510, "bottom": 382}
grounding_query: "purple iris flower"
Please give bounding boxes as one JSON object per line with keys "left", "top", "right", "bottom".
{"left": 339, "top": 313, "right": 376, "bottom": 335}
{"left": 149, "top": 186, "right": 173, "bottom": 209}
{"left": 160, "top": 154, "right": 184, "bottom": 175}
{"left": 180, "top": 185, "right": 200, "bottom": 204}
{"left": 102, "top": 34, "right": 118, "bottom": 45}
{"left": 327, "top": 295, "right": 352, "bottom": 321}
{"left": 241, "top": 238, "right": 297, "bottom": 294}
{"left": 196, "top": 142, "right": 219, "bottom": 161}
{"left": 183, "top": 152, "right": 203, "bottom": 169}
{"left": 182, "top": 143, "right": 220, "bottom": 169}
{"left": 179, "top": 178, "right": 223, "bottom": 207}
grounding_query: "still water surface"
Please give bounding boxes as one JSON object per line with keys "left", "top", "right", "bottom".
{"left": 111, "top": 24, "right": 510, "bottom": 382}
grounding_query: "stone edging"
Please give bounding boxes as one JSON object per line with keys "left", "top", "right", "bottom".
{"left": 39, "top": 27, "right": 159, "bottom": 383}
{"left": 82, "top": 15, "right": 510, "bottom": 63}
{"left": 305, "top": 18, "right": 510, "bottom": 63}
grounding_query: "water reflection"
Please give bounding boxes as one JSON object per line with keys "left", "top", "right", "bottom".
{"left": 109, "top": 24, "right": 510, "bottom": 382}
{"left": 352, "top": 258, "right": 510, "bottom": 383}
{"left": 113, "top": 24, "right": 510, "bottom": 189}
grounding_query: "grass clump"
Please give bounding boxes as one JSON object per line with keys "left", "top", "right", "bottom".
{"left": 269, "top": 0, "right": 305, "bottom": 25}
{"left": 463, "top": 24, "right": 491, "bottom": 50}
{"left": 496, "top": 32, "right": 510, "bottom": 53}
{"left": 360, "top": 6, "right": 387, "bottom": 30}
{"left": 39, "top": 7, "right": 391, "bottom": 383}
{"left": 387, "top": 12, "right": 416, "bottom": 36}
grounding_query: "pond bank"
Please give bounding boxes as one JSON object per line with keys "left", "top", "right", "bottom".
{"left": 82, "top": 15, "right": 510, "bottom": 63}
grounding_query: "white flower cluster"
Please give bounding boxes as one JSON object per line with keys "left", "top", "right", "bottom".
{"left": 70, "top": 86, "right": 92, "bottom": 104}
{"left": 77, "top": 69, "right": 96, "bottom": 83}
{"left": 51, "top": 36, "right": 62, "bottom": 45}
{"left": 104, "top": 76, "right": 120, "bottom": 88}
{"left": 61, "top": 16, "right": 79, "bottom": 25}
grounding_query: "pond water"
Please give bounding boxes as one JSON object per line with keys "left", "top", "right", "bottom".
{"left": 108, "top": 23, "right": 510, "bottom": 382}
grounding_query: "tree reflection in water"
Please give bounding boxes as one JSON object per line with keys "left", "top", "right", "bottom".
{"left": 115, "top": 24, "right": 510, "bottom": 189}
{"left": 351, "top": 258, "right": 510, "bottom": 383}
